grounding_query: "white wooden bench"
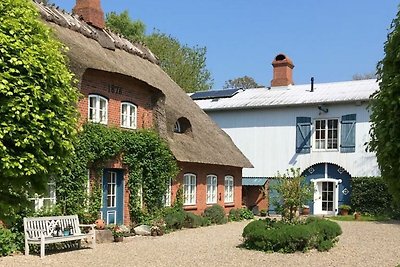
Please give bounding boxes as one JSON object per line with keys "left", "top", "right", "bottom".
{"left": 24, "top": 215, "right": 96, "bottom": 258}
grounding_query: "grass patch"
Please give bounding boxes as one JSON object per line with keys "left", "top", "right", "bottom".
{"left": 329, "top": 214, "right": 390, "bottom": 222}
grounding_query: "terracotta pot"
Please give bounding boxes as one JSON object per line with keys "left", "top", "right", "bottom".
{"left": 114, "top": 236, "right": 123, "bottom": 242}
{"left": 95, "top": 219, "right": 105, "bottom": 230}
{"left": 354, "top": 212, "right": 361, "bottom": 220}
{"left": 340, "top": 209, "right": 349, "bottom": 216}
{"left": 302, "top": 208, "right": 310, "bottom": 215}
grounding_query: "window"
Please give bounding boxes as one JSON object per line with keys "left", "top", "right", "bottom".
{"left": 183, "top": 173, "right": 196, "bottom": 205}
{"left": 121, "top": 102, "right": 137, "bottom": 129}
{"left": 163, "top": 178, "right": 172, "bottom": 207}
{"left": 174, "top": 117, "right": 192, "bottom": 134}
{"left": 206, "top": 175, "right": 217, "bottom": 204}
{"left": 314, "top": 119, "right": 338, "bottom": 150}
{"left": 88, "top": 95, "right": 108, "bottom": 124}
{"left": 29, "top": 182, "right": 56, "bottom": 211}
{"left": 224, "top": 176, "right": 234, "bottom": 203}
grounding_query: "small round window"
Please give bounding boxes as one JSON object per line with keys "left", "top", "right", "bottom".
{"left": 174, "top": 117, "right": 192, "bottom": 134}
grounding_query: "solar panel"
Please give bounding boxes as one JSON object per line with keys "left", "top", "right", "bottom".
{"left": 190, "top": 88, "right": 241, "bottom": 100}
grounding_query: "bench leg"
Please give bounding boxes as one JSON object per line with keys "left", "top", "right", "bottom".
{"left": 40, "top": 236, "right": 45, "bottom": 259}
{"left": 24, "top": 238, "right": 29, "bottom": 256}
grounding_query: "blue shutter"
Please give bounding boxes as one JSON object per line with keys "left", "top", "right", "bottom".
{"left": 340, "top": 114, "right": 356, "bottom": 153}
{"left": 296, "top": 117, "right": 312, "bottom": 154}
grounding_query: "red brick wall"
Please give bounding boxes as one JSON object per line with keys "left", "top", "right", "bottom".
{"left": 242, "top": 186, "right": 268, "bottom": 214}
{"left": 171, "top": 162, "right": 243, "bottom": 215}
{"left": 78, "top": 69, "right": 155, "bottom": 129}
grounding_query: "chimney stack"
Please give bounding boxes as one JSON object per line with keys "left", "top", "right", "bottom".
{"left": 271, "top": 54, "right": 294, "bottom": 87}
{"left": 73, "top": 0, "right": 105, "bottom": 29}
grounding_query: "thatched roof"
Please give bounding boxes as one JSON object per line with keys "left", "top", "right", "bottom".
{"left": 33, "top": 1, "right": 252, "bottom": 168}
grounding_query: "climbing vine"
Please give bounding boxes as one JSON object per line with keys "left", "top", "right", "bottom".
{"left": 56, "top": 123, "right": 179, "bottom": 224}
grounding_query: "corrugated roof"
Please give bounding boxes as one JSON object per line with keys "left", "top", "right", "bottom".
{"left": 242, "top": 177, "right": 268, "bottom": 186}
{"left": 195, "top": 79, "right": 379, "bottom": 111}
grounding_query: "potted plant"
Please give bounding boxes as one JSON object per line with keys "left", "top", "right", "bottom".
{"left": 339, "top": 204, "right": 351, "bottom": 216}
{"left": 301, "top": 205, "right": 310, "bottom": 215}
{"left": 111, "top": 225, "right": 124, "bottom": 242}
{"left": 63, "top": 225, "right": 72, "bottom": 236}
{"left": 259, "top": 209, "right": 267, "bottom": 217}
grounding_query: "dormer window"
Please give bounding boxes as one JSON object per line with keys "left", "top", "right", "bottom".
{"left": 121, "top": 102, "right": 137, "bottom": 129}
{"left": 88, "top": 95, "right": 108, "bottom": 124}
{"left": 174, "top": 117, "right": 192, "bottom": 134}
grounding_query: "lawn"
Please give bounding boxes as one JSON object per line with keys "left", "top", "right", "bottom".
{"left": 329, "top": 214, "right": 390, "bottom": 222}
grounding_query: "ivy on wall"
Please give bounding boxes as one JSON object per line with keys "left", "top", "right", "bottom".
{"left": 56, "top": 123, "right": 179, "bottom": 224}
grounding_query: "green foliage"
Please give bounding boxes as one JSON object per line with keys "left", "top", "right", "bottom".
{"left": 271, "top": 168, "right": 313, "bottom": 222}
{"left": 369, "top": 6, "right": 400, "bottom": 206}
{"left": 0, "top": 227, "right": 17, "bottom": 256}
{"left": 0, "top": 0, "right": 79, "bottom": 218}
{"left": 338, "top": 204, "right": 351, "bottom": 211}
{"left": 184, "top": 212, "right": 202, "bottom": 228}
{"left": 351, "top": 177, "right": 393, "bottom": 215}
{"left": 106, "top": 10, "right": 145, "bottom": 42}
{"left": 223, "top": 76, "right": 262, "bottom": 89}
{"left": 242, "top": 217, "right": 342, "bottom": 253}
{"left": 228, "top": 208, "right": 254, "bottom": 221}
{"left": 164, "top": 208, "right": 186, "bottom": 230}
{"left": 203, "top": 204, "right": 226, "bottom": 224}
{"left": 55, "top": 123, "right": 179, "bottom": 225}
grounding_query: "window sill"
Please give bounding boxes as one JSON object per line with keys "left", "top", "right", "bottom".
{"left": 224, "top": 203, "right": 235, "bottom": 207}
{"left": 183, "top": 205, "right": 197, "bottom": 211}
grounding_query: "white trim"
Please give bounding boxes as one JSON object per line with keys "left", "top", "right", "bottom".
{"left": 106, "top": 210, "right": 116, "bottom": 225}
{"left": 88, "top": 95, "right": 108, "bottom": 124}
{"left": 313, "top": 118, "right": 339, "bottom": 151}
{"left": 29, "top": 182, "right": 56, "bottom": 211}
{"left": 120, "top": 102, "right": 137, "bottom": 129}
{"left": 164, "top": 178, "right": 172, "bottom": 207}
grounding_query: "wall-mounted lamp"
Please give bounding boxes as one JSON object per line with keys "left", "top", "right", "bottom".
{"left": 317, "top": 105, "right": 328, "bottom": 113}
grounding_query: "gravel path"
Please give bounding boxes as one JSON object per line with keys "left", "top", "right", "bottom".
{"left": 1, "top": 220, "right": 400, "bottom": 267}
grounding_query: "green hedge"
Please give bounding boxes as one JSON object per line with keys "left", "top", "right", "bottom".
{"left": 228, "top": 208, "right": 254, "bottom": 221}
{"left": 203, "top": 204, "right": 227, "bottom": 224}
{"left": 0, "top": 227, "right": 17, "bottom": 256}
{"left": 242, "top": 217, "right": 342, "bottom": 253}
{"left": 351, "top": 177, "right": 392, "bottom": 215}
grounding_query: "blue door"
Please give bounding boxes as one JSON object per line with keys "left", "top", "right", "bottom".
{"left": 101, "top": 169, "right": 124, "bottom": 225}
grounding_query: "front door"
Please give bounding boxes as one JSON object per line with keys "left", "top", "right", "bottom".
{"left": 101, "top": 169, "right": 124, "bottom": 225}
{"left": 314, "top": 180, "right": 337, "bottom": 215}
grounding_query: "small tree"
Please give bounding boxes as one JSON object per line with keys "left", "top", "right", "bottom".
{"left": 223, "top": 76, "right": 262, "bottom": 89}
{"left": 271, "top": 168, "right": 313, "bottom": 222}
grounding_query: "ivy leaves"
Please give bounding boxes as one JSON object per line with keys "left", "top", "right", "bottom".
{"left": 0, "top": 0, "right": 79, "bottom": 216}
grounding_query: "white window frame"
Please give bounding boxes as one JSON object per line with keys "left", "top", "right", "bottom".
{"left": 183, "top": 173, "right": 196, "bottom": 205}
{"left": 121, "top": 102, "right": 137, "bottom": 129}
{"left": 88, "top": 94, "right": 108, "bottom": 124}
{"left": 206, "top": 175, "right": 218, "bottom": 204}
{"left": 107, "top": 171, "right": 117, "bottom": 208}
{"left": 164, "top": 178, "right": 172, "bottom": 207}
{"left": 314, "top": 118, "right": 339, "bottom": 151}
{"left": 224, "top": 175, "right": 234, "bottom": 203}
{"left": 29, "top": 182, "right": 57, "bottom": 211}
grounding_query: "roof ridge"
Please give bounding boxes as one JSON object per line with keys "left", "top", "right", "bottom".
{"left": 32, "top": 0, "right": 159, "bottom": 65}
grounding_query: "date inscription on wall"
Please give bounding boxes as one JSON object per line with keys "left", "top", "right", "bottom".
{"left": 108, "top": 84, "right": 123, "bottom": 95}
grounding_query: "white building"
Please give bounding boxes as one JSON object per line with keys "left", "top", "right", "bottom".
{"left": 193, "top": 54, "right": 380, "bottom": 215}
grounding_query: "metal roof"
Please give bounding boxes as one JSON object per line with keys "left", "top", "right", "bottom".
{"left": 242, "top": 177, "right": 268, "bottom": 186}
{"left": 194, "top": 79, "right": 379, "bottom": 111}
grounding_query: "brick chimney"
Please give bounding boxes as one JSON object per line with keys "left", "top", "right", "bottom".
{"left": 73, "top": 0, "right": 105, "bottom": 29}
{"left": 271, "top": 54, "right": 294, "bottom": 87}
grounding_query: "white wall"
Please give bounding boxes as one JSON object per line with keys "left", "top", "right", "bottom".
{"left": 207, "top": 103, "right": 380, "bottom": 178}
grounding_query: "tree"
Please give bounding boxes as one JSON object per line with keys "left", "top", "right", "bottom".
{"left": 105, "top": 11, "right": 213, "bottom": 93}
{"left": 369, "top": 7, "right": 400, "bottom": 206}
{"left": 223, "top": 76, "right": 262, "bottom": 89}
{"left": 0, "top": 0, "right": 79, "bottom": 218}
{"left": 271, "top": 168, "right": 313, "bottom": 222}
{"left": 352, "top": 72, "right": 376, "bottom": 80}
{"left": 105, "top": 10, "right": 145, "bottom": 42}
{"left": 145, "top": 31, "right": 213, "bottom": 92}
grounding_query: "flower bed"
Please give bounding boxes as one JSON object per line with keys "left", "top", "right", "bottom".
{"left": 242, "top": 217, "right": 342, "bottom": 253}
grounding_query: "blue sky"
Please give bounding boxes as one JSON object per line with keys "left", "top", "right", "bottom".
{"left": 51, "top": 0, "right": 398, "bottom": 89}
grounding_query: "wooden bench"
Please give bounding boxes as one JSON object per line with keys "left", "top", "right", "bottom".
{"left": 24, "top": 215, "right": 96, "bottom": 258}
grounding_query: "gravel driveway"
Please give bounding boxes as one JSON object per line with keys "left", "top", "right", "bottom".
{"left": 1, "top": 220, "right": 400, "bottom": 267}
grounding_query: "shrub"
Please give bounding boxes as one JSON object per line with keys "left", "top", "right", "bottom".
{"left": 351, "top": 177, "right": 393, "bottom": 215}
{"left": 228, "top": 209, "right": 241, "bottom": 221}
{"left": 229, "top": 208, "right": 254, "bottom": 221}
{"left": 184, "top": 212, "right": 202, "bottom": 228}
{"left": 259, "top": 209, "right": 267, "bottom": 217}
{"left": 203, "top": 204, "right": 226, "bottom": 224}
{"left": 0, "top": 227, "right": 17, "bottom": 256}
{"left": 242, "top": 217, "right": 341, "bottom": 253}
{"left": 164, "top": 208, "right": 186, "bottom": 230}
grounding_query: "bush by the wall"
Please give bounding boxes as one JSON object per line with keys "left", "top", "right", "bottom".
{"left": 164, "top": 208, "right": 186, "bottom": 230}
{"left": 184, "top": 212, "right": 202, "bottom": 228}
{"left": 229, "top": 208, "right": 254, "bottom": 221}
{"left": 242, "top": 217, "right": 342, "bottom": 253}
{"left": 351, "top": 177, "right": 392, "bottom": 215}
{"left": 0, "top": 227, "right": 17, "bottom": 256}
{"left": 203, "top": 204, "right": 226, "bottom": 224}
